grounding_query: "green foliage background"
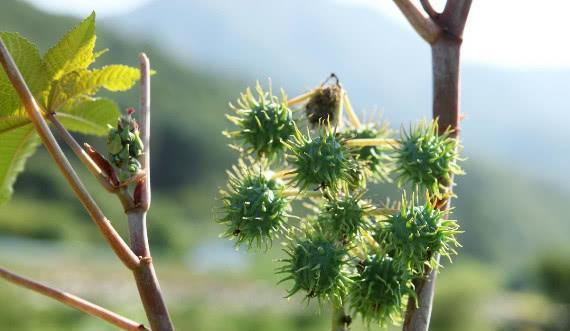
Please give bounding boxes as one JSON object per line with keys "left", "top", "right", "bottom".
{"left": 0, "top": 0, "right": 569, "bottom": 330}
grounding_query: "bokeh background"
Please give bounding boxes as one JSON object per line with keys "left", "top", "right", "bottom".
{"left": 1, "top": 0, "right": 569, "bottom": 330}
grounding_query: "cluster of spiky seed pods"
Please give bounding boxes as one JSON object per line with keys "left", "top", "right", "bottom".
{"left": 218, "top": 75, "right": 463, "bottom": 326}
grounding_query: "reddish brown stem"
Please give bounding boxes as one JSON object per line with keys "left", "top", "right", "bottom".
{"left": 0, "top": 266, "right": 149, "bottom": 331}
{"left": 393, "top": 0, "right": 442, "bottom": 44}
{"left": 128, "top": 54, "right": 175, "bottom": 331}
{"left": 398, "top": 1, "right": 472, "bottom": 331}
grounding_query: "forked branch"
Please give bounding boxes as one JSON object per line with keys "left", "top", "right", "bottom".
{"left": 0, "top": 39, "right": 140, "bottom": 270}
{"left": 393, "top": 0, "right": 441, "bottom": 43}
{"left": 126, "top": 53, "right": 176, "bottom": 331}
{"left": 393, "top": 1, "right": 473, "bottom": 331}
{"left": 419, "top": 0, "right": 439, "bottom": 20}
{"left": 0, "top": 266, "right": 148, "bottom": 331}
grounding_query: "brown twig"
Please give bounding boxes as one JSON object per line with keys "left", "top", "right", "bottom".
{"left": 0, "top": 39, "right": 140, "bottom": 270}
{"left": 126, "top": 53, "right": 175, "bottom": 331}
{"left": 139, "top": 53, "right": 152, "bottom": 211}
{"left": 48, "top": 113, "right": 116, "bottom": 192}
{"left": 0, "top": 266, "right": 149, "bottom": 331}
{"left": 48, "top": 113, "right": 136, "bottom": 210}
{"left": 393, "top": 0, "right": 442, "bottom": 44}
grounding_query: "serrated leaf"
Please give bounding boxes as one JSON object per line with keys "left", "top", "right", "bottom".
{"left": 47, "top": 65, "right": 139, "bottom": 111}
{"left": 0, "top": 32, "right": 47, "bottom": 117}
{"left": 81, "top": 65, "right": 140, "bottom": 92}
{"left": 0, "top": 120, "right": 39, "bottom": 204}
{"left": 43, "top": 12, "right": 96, "bottom": 81}
{"left": 56, "top": 98, "right": 119, "bottom": 136}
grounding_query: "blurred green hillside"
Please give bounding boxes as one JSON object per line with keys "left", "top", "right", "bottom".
{"left": 1, "top": 0, "right": 569, "bottom": 330}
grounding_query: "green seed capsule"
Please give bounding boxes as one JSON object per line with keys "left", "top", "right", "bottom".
{"left": 224, "top": 82, "right": 296, "bottom": 161}
{"left": 278, "top": 231, "right": 352, "bottom": 305}
{"left": 107, "top": 133, "right": 123, "bottom": 155}
{"left": 118, "top": 145, "right": 129, "bottom": 161}
{"left": 349, "top": 254, "right": 412, "bottom": 325}
{"left": 218, "top": 162, "right": 290, "bottom": 250}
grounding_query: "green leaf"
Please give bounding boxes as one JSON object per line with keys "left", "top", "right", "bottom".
{"left": 0, "top": 117, "right": 39, "bottom": 204}
{"left": 47, "top": 65, "right": 140, "bottom": 111}
{"left": 43, "top": 12, "right": 96, "bottom": 81}
{"left": 0, "top": 32, "right": 47, "bottom": 116}
{"left": 56, "top": 98, "right": 119, "bottom": 136}
{"left": 80, "top": 65, "right": 140, "bottom": 92}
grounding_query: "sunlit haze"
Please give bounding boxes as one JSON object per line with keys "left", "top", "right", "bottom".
{"left": 25, "top": 0, "right": 570, "bottom": 69}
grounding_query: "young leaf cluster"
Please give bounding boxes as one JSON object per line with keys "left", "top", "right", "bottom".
{"left": 217, "top": 78, "right": 464, "bottom": 327}
{"left": 0, "top": 13, "right": 140, "bottom": 204}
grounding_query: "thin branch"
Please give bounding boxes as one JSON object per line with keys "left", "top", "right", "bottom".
{"left": 138, "top": 53, "right": 151, "bottom": 211}
{"left": 48, "top": 113, "right": 113, "bottom": 190}
{"left": 0, "top": 266, "right": 148, "bottom": 331}
{"left": 342, "top": 91, "right": 362, "bottom": 129}
{"left": 126, "top": 54, "right": 175, "bottom": 331}
{"left": 344, "top": 138, "right": 399, "bottom": 148}
{"left": 393, "top": 0, "right": 442, "bottom": 44}
{"left": 401, "top": 1, "right": 472, "bottom": 330}
{"left": 287, "top": 89, "right": 317, "bottom": 107}
{"left": 0, "top": 39, "right": 140, "bottom": 270}
{"left": 419, "top": 0, "right": 439, "bottom": 20}
{"left": 403, "top": 255, "right": 440, "bottom": 331}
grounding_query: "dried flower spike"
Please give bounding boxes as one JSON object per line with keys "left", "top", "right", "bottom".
{"left": 305, "top": 74, "right": 342, "bottom": 127}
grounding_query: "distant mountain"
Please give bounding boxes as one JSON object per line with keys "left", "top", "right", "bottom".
{"left": 107, "top": 0, "right": 570, "bottom": 188}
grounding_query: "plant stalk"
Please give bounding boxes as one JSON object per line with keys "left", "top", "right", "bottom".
{"left": 127, "top": 53, "right": 175, "bottom": 331}
{"left": 0, "top": 38, "right": 140, "bottom": 270}
{"left": 331, "top": 305, "right": 350, "bottom": 331}
{"left": 0, "top": 266, "right": 149, "bottom": 331}
{"left": 398, "top": 1, "right": 472, "bottom": 330}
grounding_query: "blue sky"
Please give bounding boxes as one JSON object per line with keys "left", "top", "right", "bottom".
{"left": 24, "top": 0, "right": 570, "bottom": 69}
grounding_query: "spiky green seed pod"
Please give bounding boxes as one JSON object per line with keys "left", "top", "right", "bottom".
{"left": 339, "top": 123, "right": 393, "bottom": 183}
{"left": 305, "top": 85, "right": 342, "bottom": 128}
{"left": 395, "top": 120, "right": 462, "bottom": 195}
{"left": 224, "top": 83, "right": 296, "bottom": 161}
{"left": 218, "top": 162, "right": 290, "bottom": 249}
{"left": 279, "top": 231, "right": 352, "bottom": 305}
{"left": 349, "top": 254, "right": 412, "bottom": 325}
{"left": 316, "top": 192, "right": 373, "bottom": 242}
{"left": 288, "top": 128, "right": 358, "bottom": 191}
{"left": 373, "top": 195, "right": 461, "bottom": 273}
